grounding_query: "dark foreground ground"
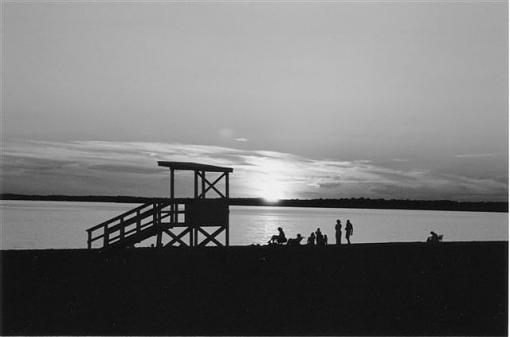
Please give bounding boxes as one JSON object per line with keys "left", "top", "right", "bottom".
{"left": 2, "top": 242, "right": 508, "bottom": 335}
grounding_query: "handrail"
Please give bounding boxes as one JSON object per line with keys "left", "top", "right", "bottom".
{"left": 89, "top": 201, "right": 169, "bottom": 238}
{"left": 105, "top": 207, "right": 161, "bottom": 234}
{"left": 86, "top": 199, "right": 182, "bottom": 249}
{"left": 86, "top": 202, "right": 153, "bottom": 232}
{"left": 106, "top": 212, "right": 173, "bottom": 243}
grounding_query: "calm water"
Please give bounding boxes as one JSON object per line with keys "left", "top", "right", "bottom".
{"left": 0, "top": 200, "right": 507, "bottom": 249}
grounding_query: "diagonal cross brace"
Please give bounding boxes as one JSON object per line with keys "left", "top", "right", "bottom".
{"left": 197, "top": 226, "right": 225, "bottom": 247}
{"left": 163, "top": 227, "right": 191, "bottom": 247}
{"left": 197, "top": 171, "right": 226, "bottom": 198}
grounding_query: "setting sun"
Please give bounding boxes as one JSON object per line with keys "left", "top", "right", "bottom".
{"left": 259, "top": 179, "right": 287, "bottom": 203}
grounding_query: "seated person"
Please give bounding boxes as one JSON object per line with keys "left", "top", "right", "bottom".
{"left": 287, "top": 234, "right": 303, "bottom": 246}
{"left": 268, "top": 227, "right": 287, "bottom": 244}
{"left": 316, "top": 228, "right": 325, "bottom": 246}
{"left": 427, "top": 231, "right": 443, "bottom": 243}
{"left": 307, "top": 232, "right": 316, "bottom": 245}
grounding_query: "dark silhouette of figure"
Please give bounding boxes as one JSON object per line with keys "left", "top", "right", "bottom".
{"left": 316, "top": 228, "right": 325, "bottom": 246}
{"left": 307, "top": 232, "right": 316, "bottom": 245}
{"left": 427, "top": 231, "right": 443, "bottom": 243}
{"left": 268, "top": 227, "right": 287, "bottom": 244}
{"left": 335, "top": 219, "right": 342, "bottom": 245}
{"left": 345, "top": 220, "right": 353, "bottom": 244}
{"left": 324, "top": 234, "right": 328, "bottom": 245}
{"left": 287, "top": 234, "right": 304, "bottom": 246}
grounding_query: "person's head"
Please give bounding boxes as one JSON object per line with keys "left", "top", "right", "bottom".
{"left": 297, "top": 234, "right": 302, "bottom": 238}
{"left": 336, "top": 219, "right": 341, "bottom": 224}
{"left": 347, "top": 220, "right": 351, "bottom": 224}
{"left": 317, "top": 228, "right": 321, "bottom": 232}
{"left": 311, "top": 232, "right": 315, "bottom": 237}
{"left": 278, "top": 227, "right": 282, "bottom": 231}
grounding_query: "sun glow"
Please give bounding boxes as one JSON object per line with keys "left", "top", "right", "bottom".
{"left": 259, "top": 179, "right": 287, "bottom": 203}
{"left": 243, "top": 156, "right": 297, "bottom": 202}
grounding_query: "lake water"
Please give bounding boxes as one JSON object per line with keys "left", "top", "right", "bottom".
{"left": 0, "top": 200, "right": 507, "bottom": 249}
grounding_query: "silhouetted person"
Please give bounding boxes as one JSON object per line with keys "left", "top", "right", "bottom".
{"left": 316, "top": 228, "right": 325, "bottom": 246}
{"left": 307, "top": 232, "right": 316, "bottom": 245}
{"left": 287, "top": 234, "right": 304, "bottom": 246}
{"left": 345, "top": 220, "right": 353, "bottom": 244}
{"left": 335, "top": 219, "right": 342, "bottom": 245}
{"left": 268, "top": 227, "right": 287, "bottom": 244}
{"left": 324, "top": 234, "right": 328, "bottom": 245}
{"left": 427, "top": 231, "right": 443, "bottom": 243}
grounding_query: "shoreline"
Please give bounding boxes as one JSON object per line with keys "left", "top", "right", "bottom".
{"left": 1, "top": 240, "right": 508, "bottom": 251}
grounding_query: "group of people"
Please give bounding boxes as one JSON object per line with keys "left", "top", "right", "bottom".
{"left": 306, "top": 229, "right": 327, "bottom": 246}
{"left": 267, "top": 219, "right": 354, "bottom": 246}
{"left": 335, "top": 219, "right": 353, "bottom": 245}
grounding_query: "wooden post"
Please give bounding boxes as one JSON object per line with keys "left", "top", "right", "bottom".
{"left": 120, "top": 216, "right": 125, "bottom": 240}
{"left": 192, "top": 170, "right": 198, "bottom": 246}
{"left": 87, "top": 231, "right": 91, "bottom": 249}
{"left": 201, "top": 171, "right": 206, "bottom": 243}
{"left": 136, "top": 209, "right": 141, "bottom": 232}
{"left": 170, "top": 168, "right": 175, "bottom": 226}
{"left": 104, "top": 225, "right": 109, "bottom": 247}
{"left": 225, "top": 172, "right": 229, "bottom": 198}
{"left": 194, "top": 170, "right": 198, "bottom": 198}
{"left": 201, "top": 171, "right": 206, "bottom": 199}
{"left": 155, "top": 202, "right": 162, "bottom": 247}
{"left": 226, "top": 173, "right": 229, "bottom": 246}
{"left": 189, "top": 221, "right": 194, "bottom": 247}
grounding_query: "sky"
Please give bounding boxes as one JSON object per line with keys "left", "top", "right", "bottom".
{"left": 2, "top": 1, "right": 508, "bottom": 201}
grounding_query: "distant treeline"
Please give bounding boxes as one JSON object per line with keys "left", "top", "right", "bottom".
{"left": 1, "top": 193, "right": 507, "bottom": 212}
{"left": 231, "top": 198, "right": 508, "bottom": 213}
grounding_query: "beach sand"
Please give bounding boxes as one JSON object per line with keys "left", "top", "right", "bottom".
{"left": 2, "top": 241, "right": 507, "bottom": 335}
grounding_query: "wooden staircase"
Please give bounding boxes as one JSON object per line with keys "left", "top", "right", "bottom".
{"left": 86, "top": 199, "right": 184, "bottom": 250}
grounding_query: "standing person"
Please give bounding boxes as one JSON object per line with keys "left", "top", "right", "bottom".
{"left": 345, "top": 220, "right": 353, "bottom": 244}
{"left": 316, "top": 228, "right": 324, "bottom": 246}
{"left": 335, "top": 219, "right": 342, "bottom": 245}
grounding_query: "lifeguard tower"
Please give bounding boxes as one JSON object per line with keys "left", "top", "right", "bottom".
{"left": 86, "top": 161, "right": 233, "bottom": 249}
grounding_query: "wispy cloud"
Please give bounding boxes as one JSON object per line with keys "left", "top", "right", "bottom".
{"left": 1, "top": 140, "right": 507, "bottom": 201}
{"left": 454, "top": 152, "right": 506, "bottom": 158}
{"left": 218, "top": 128, "right": 248, "bottom": 143}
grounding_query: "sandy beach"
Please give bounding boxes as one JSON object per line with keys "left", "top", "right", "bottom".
{"left": 2, "top": 241, "right": 507, "bottom": 335}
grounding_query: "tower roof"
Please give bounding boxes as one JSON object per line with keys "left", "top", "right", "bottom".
{"left": 157, "top": 161, "right": 233, "bottom": 173}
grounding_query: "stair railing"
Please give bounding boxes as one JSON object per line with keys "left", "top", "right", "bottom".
{"left": 86, "top": 199, "right": 184, "bottom": 249}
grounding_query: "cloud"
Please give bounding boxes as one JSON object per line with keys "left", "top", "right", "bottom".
{"left": 454, "top": 152, "right": 506, "bottom": 158}
{"left": 218, "top": 128, "right": 248, "bottom": 143}
{"left": 87, "top": 164, "right": 160, "bottom": 175}
{"left": 1, "top": 140, "right": 508, "bottom": 201}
